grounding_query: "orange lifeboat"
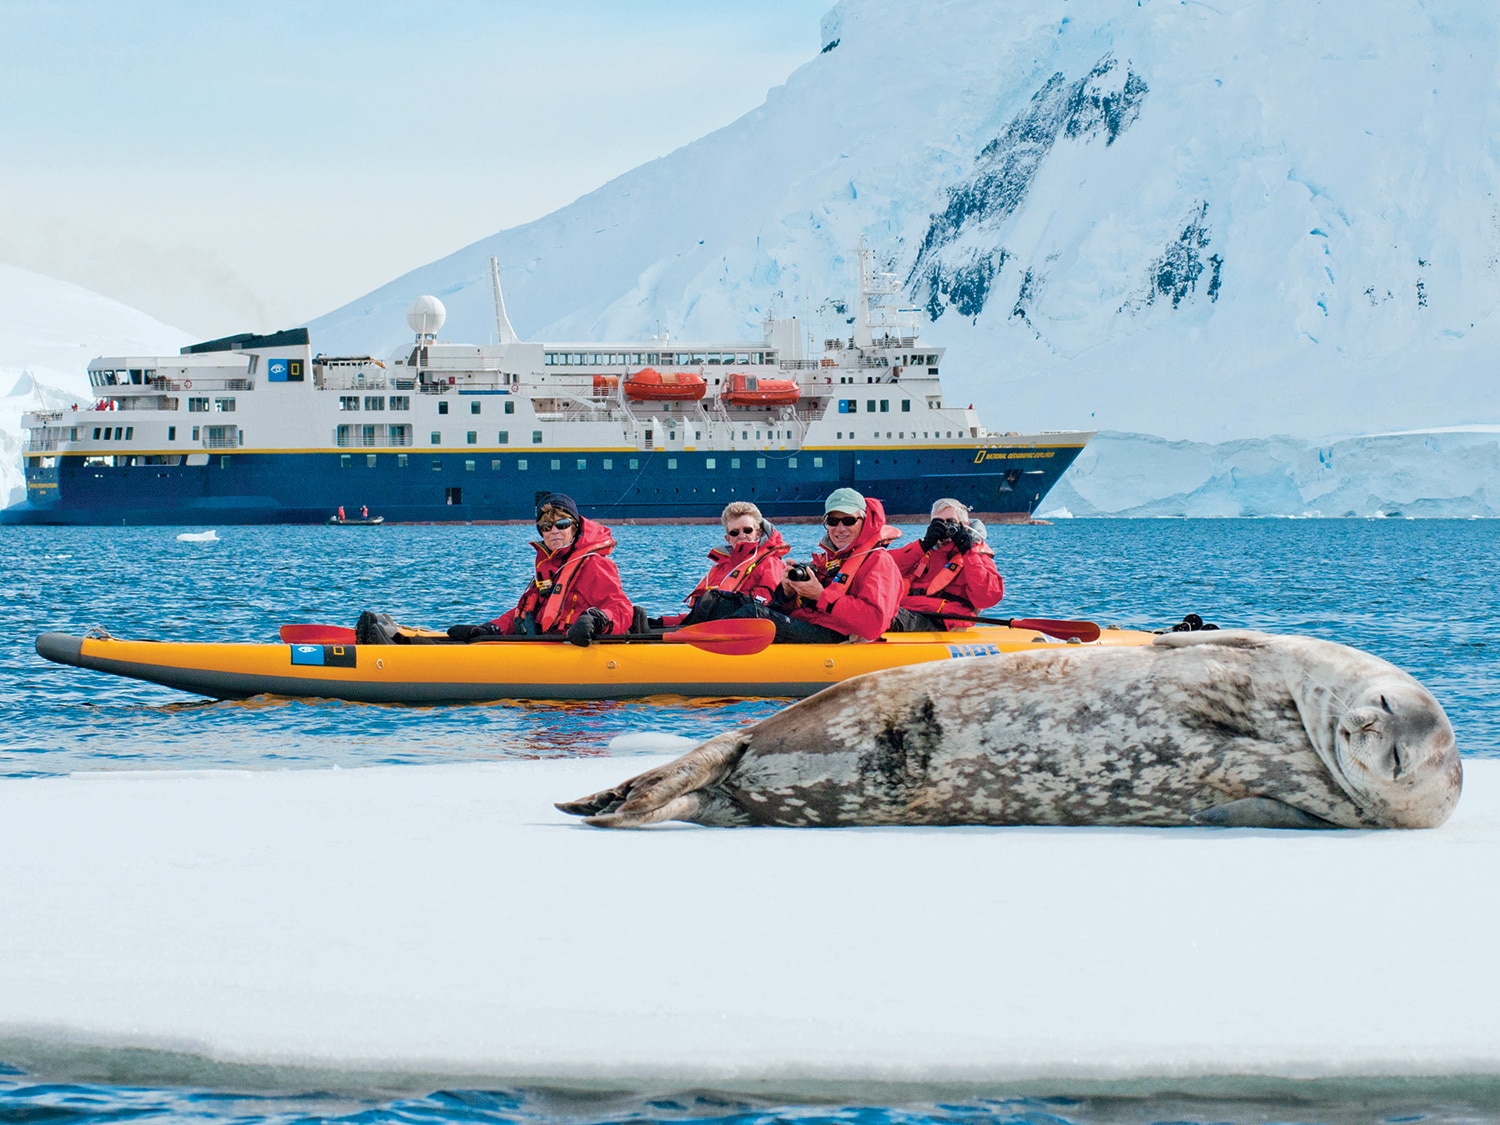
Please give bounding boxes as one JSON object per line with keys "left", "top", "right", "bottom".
{"left": 623, "top": 366, "right": 707, "bottom": 402}
{"left": 720, "top": 372, "right": 801, "bottom": 407}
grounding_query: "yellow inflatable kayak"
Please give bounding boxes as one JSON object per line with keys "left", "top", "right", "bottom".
{"left": 36, "top": 624, "right": 1154, "bottom": 704}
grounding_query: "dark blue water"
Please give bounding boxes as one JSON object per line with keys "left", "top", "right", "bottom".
{"left": 2, "top": 519, "right": 1497, "bottom": 1124}
{"left": 1, "top": 519, "right": 1495, "bottom": 775}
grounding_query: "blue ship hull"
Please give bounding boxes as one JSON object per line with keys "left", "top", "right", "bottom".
{"left": 4, "top": 442, "right": 1081, "bottom": 525}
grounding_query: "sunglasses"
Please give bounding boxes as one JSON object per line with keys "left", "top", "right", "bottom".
{"left": 725, "top": 526, "right": 759, "bottom": 538}
{"left": 824, "top": 514, "right": 862, "bottom": 527}
{"left": 537, "top": 517, "right": 575, "bottom": 532}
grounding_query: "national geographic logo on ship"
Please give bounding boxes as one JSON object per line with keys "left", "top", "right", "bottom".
{"left": 973, "top": 449, "right": 1056, "bottom": 465}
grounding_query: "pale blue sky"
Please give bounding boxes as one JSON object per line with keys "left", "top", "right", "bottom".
{"left": 0, "top": 1, "right": 832, "bottom": 334}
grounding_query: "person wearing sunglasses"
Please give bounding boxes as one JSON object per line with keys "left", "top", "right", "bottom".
{"left": 888, "top": 497, "right": 1004, "bottom": 632}
{"left": 650, "top": 501, "right": 790, "bottom": 629}
{"left": 744, "top": 488, "right": 902, "bottom": 643}
{"left": 447, "top": 493, "right": 635, "bottom": 646}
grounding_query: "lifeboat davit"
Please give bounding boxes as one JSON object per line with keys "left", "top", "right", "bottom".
{"left": 720, "top": 373, "right": 801, "bottom": 407}
{"left": 623, "top": 367, "right": 707, "bottom": 402}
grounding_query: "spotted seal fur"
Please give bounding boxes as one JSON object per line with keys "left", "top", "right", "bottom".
{"left": 557, "top": 631, "right": 1461, "bottom": 830}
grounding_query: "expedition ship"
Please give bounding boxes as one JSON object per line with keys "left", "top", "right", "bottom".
{"left": 5, "top": 251, "right": 1091, "bottom": 525}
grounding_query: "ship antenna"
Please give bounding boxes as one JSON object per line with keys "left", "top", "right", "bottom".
{"left": 490, "top": 257, "right": 519, "bottom": 344}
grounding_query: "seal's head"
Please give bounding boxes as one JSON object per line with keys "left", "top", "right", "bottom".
{"left": 1328, "top": 675, "right": 1461, "bottom": 828}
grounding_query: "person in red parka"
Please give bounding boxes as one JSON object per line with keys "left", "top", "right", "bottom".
{"left": 738, "top": 488, "right": 902, "bottom": 643}
{"left": 447, "top": 493, "right": 635, "bottom": 646}
{"left": 889, "top": 497, "right": 1004, "bottom": 631}
{"left": 653, "top": 501, "right": 789, "bottom": 628}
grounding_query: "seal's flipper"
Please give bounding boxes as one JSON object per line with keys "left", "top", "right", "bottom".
{"left": 1192, "top": 797, "right": 1337, "bottom": 829}
{"left": 556, "top": 734, "right": 748, "bottom": 828}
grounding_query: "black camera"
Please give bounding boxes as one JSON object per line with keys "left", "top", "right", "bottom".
{"left": 786, "top": 563, "right": 811, "bottom": 582}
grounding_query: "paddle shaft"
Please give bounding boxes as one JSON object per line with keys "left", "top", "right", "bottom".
{"left": 929, "top": 613, "right": 1102, "bottom": 641}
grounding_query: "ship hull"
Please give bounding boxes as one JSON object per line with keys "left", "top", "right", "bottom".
{"left": 4, "top": 441, "right": 1082, "bottom": 525}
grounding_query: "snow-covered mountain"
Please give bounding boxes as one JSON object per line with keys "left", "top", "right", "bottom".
{"left": 0, "top": 264, "right": 189, "bottom": 506}
{"left": 308, "top": 0, "right": 1500, "bottom": 444}
{"left": 1039, "top": 428, "right": 1500, "bottom": 518}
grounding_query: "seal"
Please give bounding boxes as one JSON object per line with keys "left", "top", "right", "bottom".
{"left": 557, "top": 631, "right": 1462, "bottom": 830}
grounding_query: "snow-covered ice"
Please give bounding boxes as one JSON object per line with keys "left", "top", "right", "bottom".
{"left": 1, "top": 755, "right": 1496, "bottom": 1093}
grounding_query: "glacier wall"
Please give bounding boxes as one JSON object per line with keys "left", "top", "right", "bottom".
{"left": 1040, "top": 429, "right": 1500, "bottom": 518}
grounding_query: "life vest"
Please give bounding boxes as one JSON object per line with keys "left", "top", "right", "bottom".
{"left": 522, "top": 543, "right": 611, "bottom": 632}
{"left": 688, "top": 540, "right": 785, "bottom": 601}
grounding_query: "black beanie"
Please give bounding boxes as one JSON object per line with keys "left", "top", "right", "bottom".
{"left": 537, "top": 493, "right": 581, "bottom": 522}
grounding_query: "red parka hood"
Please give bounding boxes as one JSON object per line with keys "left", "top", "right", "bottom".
{"left": 530, "top": 517, "right": 617, "bottom": 564}
{"left": 816, "top": 497, "right": 893, "bottom": 560}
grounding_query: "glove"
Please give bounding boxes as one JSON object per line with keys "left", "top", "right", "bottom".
{"left": 948, "top": 523, "right": 974, "bottom": 553}
{"left": 566, "top": 607, "right": 610, "bottom": 647}
{"left": 645, "top": 616, "right": 666, "bottom": 630}
{"left": 448, "top": 623, "right": 504, "bottom": 642}
{"left": 920, "top": 518, "right": 948, "bottom": 551}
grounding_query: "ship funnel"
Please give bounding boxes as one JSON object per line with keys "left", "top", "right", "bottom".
{"left": 407, "top": 295, "right": 446, "bottom": 341}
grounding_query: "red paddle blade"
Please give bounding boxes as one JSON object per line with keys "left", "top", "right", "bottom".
{"left": 280, "top": 624, "right": 358, "bottom": 644}
{"left": 662, "top": 617, "right": 776, "bottom": 655}
{"left": 1009, "top": 617, "right": 1102, "bottom": 643}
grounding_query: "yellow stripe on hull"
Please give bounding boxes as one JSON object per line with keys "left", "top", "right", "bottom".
{"left": 37, "top": 627, "right": 1155, "bottom": 704}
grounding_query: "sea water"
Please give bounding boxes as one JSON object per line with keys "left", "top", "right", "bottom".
{"left": 1, "top": 519, "right": 1497, "bottom": 1123}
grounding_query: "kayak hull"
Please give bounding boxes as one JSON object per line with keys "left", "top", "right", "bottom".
{"left": 36, "top": 628, "right": 1155, "bottom": 704}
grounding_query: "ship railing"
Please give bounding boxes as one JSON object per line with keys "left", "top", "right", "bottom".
{"left": 155, "top": 377, "right": 254, "bottom": 392}
{"left": 24, "top": 437, "right": 65, "bottom": 453}
{"left": 202, "top": 432, "right": 240, "bottom": 450}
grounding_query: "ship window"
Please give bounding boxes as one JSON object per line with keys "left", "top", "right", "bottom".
{"left": 390, "top": 424, "right": 412, "bottom": 446}
{"left": 390, "top": 396, "right": 410, "bottom": 410}
{"left": 340, "top": 454, "right": 351, "bottom": 468}
{"left": 705, "top": 458, "right": 715, "bottom": 469}
{"left": 340, "top": 396, "right": 359, "bottom": 411}
{"left": 813, "top": 457, "right": 824, "bottom": 468}
{"left": 365, "top": 396, "right": 384, "bottom": 411}
{"left": 470, "top": 401, "right": 481, "bottom": 415}
{"left": 550, "top": 459, "right": 561, "bottom": 470}
{"left": 446, "top": 487, "right": 462, "bottom": 504}
{"left": 465, "top": 459, "right": 475, "bottom": 472}
{"left": 629, "top": 459, "right": 639, "bottom": 470}
{"left": 836, "top": 431, "right": 842, "bottom": 439}
{"left": 466, "top": 431, "right": 477, "bottom": 445}
{"left": 189, "top": 398, "right": 210, "bottom": 412}
{"left": 437, "top": 401, "right": 449, "bottom": 415}
{"left": 430, "top": 431, "right": 441, "bottom": 444}
{"left": 192, "top": 426, "right": 200, "bottom": 440}
{"left": 756, "top": 457, "right": 765, "bottom": 469}
{"left": 667, "top": 458, "right": 677, "bottom": 469}
{"left": 398, "top": 454, "right": 409, "bottom": 467}
{"left": 741, "top": 432, "right": 747, "bottom": 440}
{"left": 498, "top": 431, "right": 509, "bottom": 444}
{"left": 576, "top": 459, "right": 586, "bottom": 470}
{"left": 125, "top": 427, "right": 133, "bottom": 440}
{"left": 504, "top": 401, "right": 515, "bottom": 414}
{"left": 695, "top": 431, "right": 702, "bottom": 440}
{"left": 491, "top": 460, "right": 502, "bottom": 470}
{"left": 213, "top": 397, "right": 236, "bottom": 412}
{"left": 220, "top": 455, "right": 230, "bottom": 469}
{"left": 114, "top": 427, "right": 123, "bottom": 440}
{"left": 168, "top": 426, "right": 176, "bottom": 441}
{"left": 838, "top": 400, "right": 855, "bottom": 413}
{"left": 730, "top": 458, "right": 740, "bottom": 469}
{"left": 431, "top": 458, "right": 442, "bottom": 470}
{"left": 901, "top": 401, "right": 911, "bottom": 412}
{"left": 532, "top": 431, "right": 543, "bottom": 444}
{"left": 367, "top": 454, "right": 377, "bottom": 468}
{"left": 603, "top": 459, "right": 613, "bottom": 470}
{"left": 517, "top": 459, "right": 527, "bottom": 470}
{"left": 788, "top": 457, "right": 798, "bottom": 468}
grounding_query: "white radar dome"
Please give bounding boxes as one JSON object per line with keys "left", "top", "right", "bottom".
{"left": 406, "top": 295, "right": 447, "bottom": 337}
